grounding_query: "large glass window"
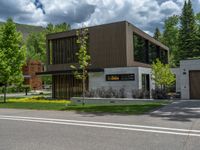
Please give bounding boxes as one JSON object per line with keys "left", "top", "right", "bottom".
{"left": 133, "top": 33, "right": 168, "bottom": 64}
{"left": 160, "top": 48, "right": 168, "bottom": 64}
{"left": 149, "top": 42, "right": 157, "bottom": 64}
{"left": 133, "top": 34, "right": 148, "bottom": 63}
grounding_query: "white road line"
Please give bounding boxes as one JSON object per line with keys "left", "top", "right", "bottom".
{"left": 0, "top": 116, "right": 200, "bottom": 137}
{"left": 0, "top": 117, "right": 199, "bottom": 137}
{"left": 0, "top": 115, "right": 199, "bottom": 133}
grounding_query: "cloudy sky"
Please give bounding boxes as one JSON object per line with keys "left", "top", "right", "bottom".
{"left": 0, "top": 0, "right": 200, "bottom": 35}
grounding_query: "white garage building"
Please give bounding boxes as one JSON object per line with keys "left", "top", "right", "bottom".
{"left": 172, "top": 59, "right": 200, "bottom": 100}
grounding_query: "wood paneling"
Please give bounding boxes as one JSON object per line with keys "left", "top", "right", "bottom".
{"left": 47, "top": 21, "right": 127, "bottom": 69}
{"left": 48, "top": 36, "right": 77, "bottom": 65}
{"left": 52, "top": 74, "right": 88, "bottom": 99}
{"left": 47, "top": 21, "right": 169, "bottom": 70}
{"left": 89, "top": 22, "right": 127, "bottom": 68}
{"left": 189, "top": 71, "right": 200, "bottom": 99}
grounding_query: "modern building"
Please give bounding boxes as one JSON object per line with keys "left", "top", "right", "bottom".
{"left": 38, "top": 21, "right": 169, "bottom": 99}
{"left": 172, "top": 59, "right": 200, "bottom": 100}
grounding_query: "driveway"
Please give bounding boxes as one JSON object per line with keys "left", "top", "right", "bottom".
{"left": 151, "top": 100, "right": 200, "bottom": 122}
{"left": 0, "top": 100, "right": 199, "bottom": 150}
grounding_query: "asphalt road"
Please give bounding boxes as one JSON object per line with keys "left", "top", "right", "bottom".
{"left": 0, "top": 100, "right": 200, "bottom": 150}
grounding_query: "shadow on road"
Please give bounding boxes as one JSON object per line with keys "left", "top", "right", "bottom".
{"left": 150, "top": 100, "right": 200, "bottom": 122}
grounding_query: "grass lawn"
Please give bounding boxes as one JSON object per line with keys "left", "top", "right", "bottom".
{"left": 0, "top": 97, "right": 70, "bottom": 110}
{"left": 64, "top": 102, "right": 168, "bottom": 114}
{"left": 0, "top": 97, "right": 169, "bottom": 114}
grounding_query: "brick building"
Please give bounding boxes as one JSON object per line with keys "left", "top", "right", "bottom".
{"left": 23, "top": 60, "right": 43, "bottom": 90}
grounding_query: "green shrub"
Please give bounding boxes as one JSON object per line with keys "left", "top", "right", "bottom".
{"left": 0, "top": 85, "right": 31, "bottom": 94}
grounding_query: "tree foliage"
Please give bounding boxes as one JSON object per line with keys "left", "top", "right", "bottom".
{"left": 46, "top": 23, "right": 70, "bottom": 33}
{"left": 26, "top": 22, "right": 71, "bottom": 63}
{"left": 160, "top": 0, "right": 200, "bottom": 66}
{"left": 162, "top": 15, "right": 179, "bottom": 66}
{"left": 26, "top": 32, "right": 45, "bottom": 61}
{"left": 153, "top": 27, "right": 161, "bottom": 41}
{"left": 179, "top": 0, "right": 197, "bottom": 60}
{"left": 71, "top": 28, "right": 91, "bottom": 105}
{"left": 152, "top": 59, "right": 175, "bottom": 90}
{"left": 0, "top": 18, "right": 26, "bottom": 102}
{"left": 194, "top": 12, "right": 200, "bottom": 58}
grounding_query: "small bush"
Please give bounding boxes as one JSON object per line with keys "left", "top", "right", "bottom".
{"left": 152, "top": 88, "right": 168, "bottom": 99}
{"left": 85, "top": 89, "right": 96, "bottom": 97}
{"left": 0, "top": 85, "right": 31, "bottom": 94}
{"left": 132, "top": 89, "right": 150, "bottom": 99}
{"left": 85, "top": 87, "right": 127, "bottom": 98}
{"left": 118, "top": 88, "right": 126, "bottom": 98}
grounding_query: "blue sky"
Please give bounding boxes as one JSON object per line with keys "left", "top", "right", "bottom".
{"left": 0, "top": 0, "right": 199, "bottom": 35}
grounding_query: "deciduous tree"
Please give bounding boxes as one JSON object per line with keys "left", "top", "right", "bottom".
{"left": 152, "top": 59, "right": 175, "bottom": 91}
{"left": 71, "top": 28, "right": 91, "bottom": 106}
{"left": 0, "top": 18, "right": 26, "bottom": 102}
{"left": 26, "top": 22, "right": 71, "bottom": 63}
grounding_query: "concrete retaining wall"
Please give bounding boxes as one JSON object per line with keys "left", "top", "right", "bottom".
{"left": 71, "top": 97, "right": 162, "bottom": 105}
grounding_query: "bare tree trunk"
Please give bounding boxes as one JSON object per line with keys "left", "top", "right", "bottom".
{"left": 82, "top": 69, "right": 85, "bottom": 106}
{"left": 3, "top": 84, "right": 7, "bottom": 103}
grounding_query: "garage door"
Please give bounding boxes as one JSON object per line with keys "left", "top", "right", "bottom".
{"left": 189, "top": 71, "right": 200, "bottom": 99}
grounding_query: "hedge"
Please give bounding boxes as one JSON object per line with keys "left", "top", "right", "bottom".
{"left": 0, "top": 85, "right": 31, "bottom": 94}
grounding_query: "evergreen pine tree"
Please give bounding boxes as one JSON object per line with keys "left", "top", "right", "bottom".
{"left": 179, "top": 0, "right": 197, "bottom": 60}
{"left": 194, "top": 12, "right": 200, "bottom": 58}
{"left": 162, "top": 15, "right": 179, "bottom": 66}
{"left": 153, "top": 27, "right": 161, "bottom": 41}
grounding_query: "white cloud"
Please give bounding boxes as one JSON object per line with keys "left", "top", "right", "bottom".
{"left": 160, "top": 0, "right": 181, "bottom": 15}
{"left": 0, "top": 0, "right": 45, "bottom": 25}
{"left": 0, "top": 0, "right": 199, "bottom": 33}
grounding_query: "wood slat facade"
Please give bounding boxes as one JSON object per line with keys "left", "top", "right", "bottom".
{"left": 52, "top": 74, "right": 88, "bottom": 99}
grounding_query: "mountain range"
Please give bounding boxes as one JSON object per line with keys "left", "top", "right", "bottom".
{"left": 0, "top": 21, "right": 44, "bottom": 39}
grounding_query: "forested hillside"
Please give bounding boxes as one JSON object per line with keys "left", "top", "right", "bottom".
{"left": 0, "top": 21, "right": 44, "bottom": 39}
